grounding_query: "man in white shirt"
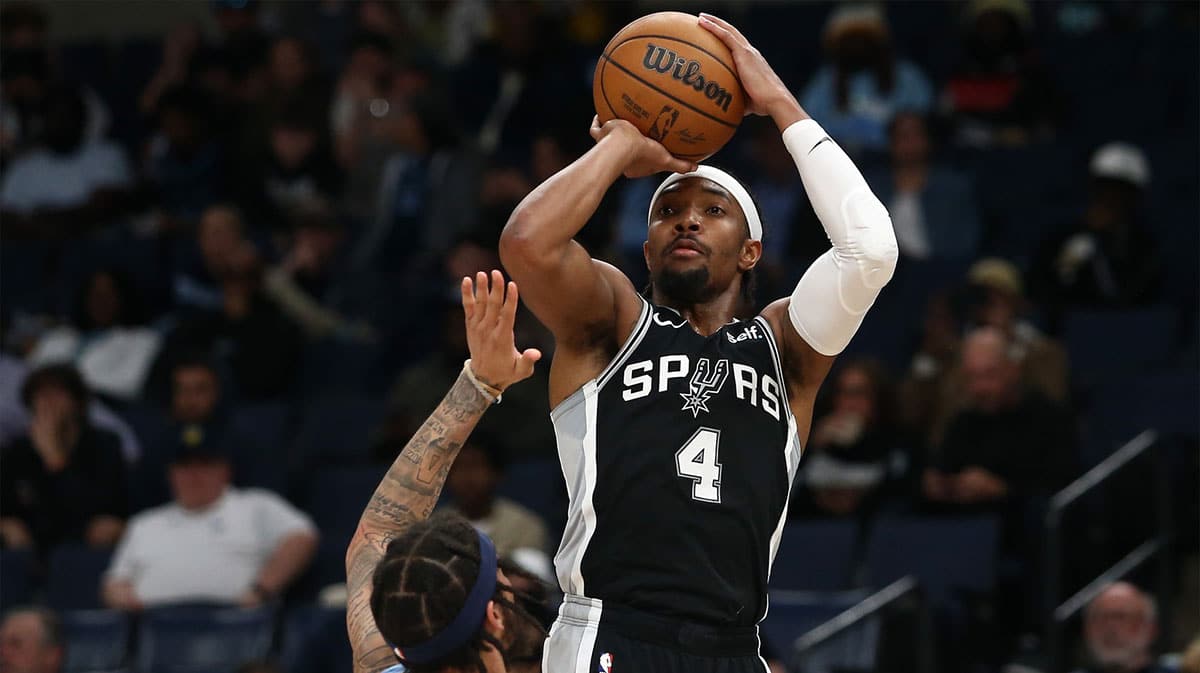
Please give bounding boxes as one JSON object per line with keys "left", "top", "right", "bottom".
{"left": 102, "top": 438, "right": 317, "bottom": 610}
{"left": 0, "top": 87, "right": 135, "bottom": 237}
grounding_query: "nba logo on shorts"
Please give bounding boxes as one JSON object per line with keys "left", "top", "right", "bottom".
{"left": 598, "top": 652, "right": 614, "bottom": 672}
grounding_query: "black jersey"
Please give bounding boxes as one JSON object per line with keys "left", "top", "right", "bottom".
{"left": 551, "top": 298, "right": 802, "bottom": 627}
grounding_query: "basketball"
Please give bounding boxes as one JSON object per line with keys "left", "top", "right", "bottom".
{"left": 593, "top": 11, "right": 746, "bottom": 161}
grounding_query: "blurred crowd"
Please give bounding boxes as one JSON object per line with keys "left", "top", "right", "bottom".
{"left": 0, "top": 1, "right": 1196, "bottom": 672}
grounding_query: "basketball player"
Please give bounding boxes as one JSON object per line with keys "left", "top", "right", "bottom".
{"left": 499, "top": 14, "right": 898, "bottom": 673}
{"left": 345, "top": 271, "right": 548, "bottom": 673}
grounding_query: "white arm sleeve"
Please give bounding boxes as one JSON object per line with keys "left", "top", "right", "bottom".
{"left": 783, "top": 120, "right": 898, "bottom": 356}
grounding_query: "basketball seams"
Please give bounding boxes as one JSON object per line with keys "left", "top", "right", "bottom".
{"left": 606, "top": 33, "right": 738, "bottom": 80}
{"left": 599, "top": 53, "right": 738, "bottom": 130}
{"left": 598, "top": 51, "right": 710, "bottom": 159}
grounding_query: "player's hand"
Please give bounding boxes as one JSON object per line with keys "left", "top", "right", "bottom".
{"left": 697, "top": 13, "right": 802, "bottom": 124}
{"left": 589, "top": 116, "right": 697, "bottom": 178}
{"left": 462, "top": 270, "right": 542, "bottom": 392}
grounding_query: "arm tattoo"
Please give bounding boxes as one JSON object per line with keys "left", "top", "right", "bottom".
{"left": 344, "top": 372, "right": 491, "bottom": 673}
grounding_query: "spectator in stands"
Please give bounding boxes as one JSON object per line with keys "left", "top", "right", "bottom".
{"left": 900, "top": 259, "right": 1069, "bottom": 448}
{"left": 330, "top": 32, "right": 400, "bottom": 218}
{"left": 138, "top": 23, "right": 204, "bottom": 117}
{"left": 941, "top": 0, "right": 1060, "bottom": 148}
{"left": 0, "top": 354, "right": 140, "bottom": 463}
{"left": 0, "top": 365, "right": 126, "bottom": 552}
{"left": 27, "top": 269, "right": 162, "bottom": 401}
{"left": 922, "top": 327, "right": 1075, "bottom": 511}
{"left": 0, "top": 2, "right": 110, "bottom": 164}
{"left": 161, "top": 241, "right": 303, "bottom": 401}
{"left": 174, "top": 204, "right": 248, "bottom": 312}
{"left": 800, "top": 3, "right": 934, "bottom": 154}
{"left": 1032, "top": 142, "right": 1162, "bottom": 315}
{"left": 443, "top": 438, "right": 552, "bottom": 583}
{"left": 145, "top": 86, "right": 227, "bottom": 224}
{"left": 262, "top": 202, "right": 373, "bottom": 341}
{"left": 866, "top": 112, "right": 982, "bottom": 260}
{"left": 242, "top": 108, "right": 342, "bottom": 231}
{"left": 102, "top": 437, "right": 317, "bottom": 610}
{"left": 0, "top": 607, "right": 63, "bottom": 673}
{"left": 1074, "top": 582, "right": 1170, "bottom": 673}
{"left": 792, "top": 359, "right": 901, "bottom": 518}
{"left": 0, "top": 87, "right": 135, "bottom": 238}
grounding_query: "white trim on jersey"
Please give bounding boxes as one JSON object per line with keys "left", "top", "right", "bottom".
{"left": 551, "top": 299, "right": 653, "bottom": 596}
{"left": 543, "top": 594, "right": 605, "bottom": 673}
{"left": 754, "top": 316, "right": 805, "bottom": 583}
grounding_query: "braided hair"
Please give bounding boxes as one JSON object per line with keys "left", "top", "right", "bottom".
{"left": 370, "top": 511, "right": 546, "bottom": 673}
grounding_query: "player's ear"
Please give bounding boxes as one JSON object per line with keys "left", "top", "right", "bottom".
{"left": 643, "top": 240, "right": 652, "bottom": 270}
{"left": 738, "top": 238, "right": 762, "bottom": 271}
{"left": 484, "top": 599, "right": 506, "bottom": 636}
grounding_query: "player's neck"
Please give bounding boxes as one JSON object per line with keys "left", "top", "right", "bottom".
{"left": 652, "top": 289, "right": 743, "bottom": 336}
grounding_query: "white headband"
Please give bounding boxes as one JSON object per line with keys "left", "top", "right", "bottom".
{"left": 647, "top": 165, "right": 762, "bottom": 241}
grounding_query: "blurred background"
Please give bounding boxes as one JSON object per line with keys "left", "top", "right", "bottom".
{"left": 0, "top": 1, "right": 1196, "bottom": 672}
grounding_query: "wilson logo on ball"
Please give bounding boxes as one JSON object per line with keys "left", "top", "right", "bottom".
{"left": 641, "top": 43, "right": 735, "bottom": 113}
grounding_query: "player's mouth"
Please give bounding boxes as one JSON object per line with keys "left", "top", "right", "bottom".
{"left": 667, "top": 238, "right": 707, "bottom": 259}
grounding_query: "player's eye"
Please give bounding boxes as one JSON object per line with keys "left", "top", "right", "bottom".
{"left": 707, "top": 205, "right": 725, "bottom": 216}
{"left": 658, "top": 206, "right": 675, "bottom": 217}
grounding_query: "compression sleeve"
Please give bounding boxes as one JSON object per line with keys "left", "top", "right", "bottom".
{"left": 782, "top": 119, "right": 898, "bottom": 356}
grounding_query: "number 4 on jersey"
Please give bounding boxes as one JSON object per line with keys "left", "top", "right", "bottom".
{"left": 675, "top": 427, "right": 722, "bottom": 503}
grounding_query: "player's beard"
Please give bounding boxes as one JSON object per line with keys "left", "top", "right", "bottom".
{"left": 654, "top": 265, "right": 714, "bottom": 305}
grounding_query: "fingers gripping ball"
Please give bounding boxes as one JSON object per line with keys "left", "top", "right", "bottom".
{"left": 593, "top": 11, "right": 746, "bottom": 160}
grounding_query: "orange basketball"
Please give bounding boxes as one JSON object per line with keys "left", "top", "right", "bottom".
{"left": 593, "top": 11, "right": 745, "bottom": 161}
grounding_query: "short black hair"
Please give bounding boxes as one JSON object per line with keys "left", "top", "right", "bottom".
{"left": 20, "top": 364, "right": 88, "bottom": 410}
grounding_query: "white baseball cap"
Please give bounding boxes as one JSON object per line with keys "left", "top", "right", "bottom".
{"left": 1089, "top": 142, "right": 1150, "bottom": 188}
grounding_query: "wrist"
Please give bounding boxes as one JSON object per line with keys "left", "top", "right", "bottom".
{"left": 767, "top": 97, "right": 807, "bottom": 132}
{"left": 251, "top": 581, "right": 275, "bottom": 601}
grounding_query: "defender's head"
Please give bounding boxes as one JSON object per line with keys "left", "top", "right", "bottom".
{"left": 370, "top": 512, "right": 546, "bottom": 673}
{"left": 644, "top": 166, "right": 763, "bottom": 308}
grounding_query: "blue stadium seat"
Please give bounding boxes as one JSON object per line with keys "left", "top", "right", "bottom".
{"left": 47, "top": 544, "right": 112, "bottom": 611}
{"left": 227, "top": 402, "right": 294, "bottom": 493}
{"left": 293, "top": 396, "right": 387, "bottom": 466}
{"left": 0, "top": 240, "right": 53, "bottom": 314}
{"left": 298, "top": 340, "right": 386, "bottom": 397}
{"left": 279, "top": 605, "right": 353, "bottom": 673}
{"left": 1083, "top": 372, "right": 1200, "bottom": 467}
{"left": 1063, "top": 307, "right": 1179, "bottom": 391}
{"left": 0, "top": 549, "right": 36, "bottom": 612}
{"left": 61, "top": 609, "right": 130, "bottom": 673}
{"left": 496, "top": 460, "right": 567, "bottom": 524}
{"left": 863, "top": 516, "right": 999, "bottom": 611}
{"left": 301, "top": 465, "right": 387, "bottom": 595}
{"left": 760, "top": 589, "right": 877, "bottom": 672}
{"left": 769, "top": 521, "right": 859, "bottom": 591}
{"left": 136, "top": 605, "right": 274, "bottom": 673}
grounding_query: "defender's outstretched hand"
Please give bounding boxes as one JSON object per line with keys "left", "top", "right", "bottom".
{"left": 462, "top": 270, "right": 542, "bottom": 391}
{"left": 698, "top": 13, "right": 804, "bottom": 126}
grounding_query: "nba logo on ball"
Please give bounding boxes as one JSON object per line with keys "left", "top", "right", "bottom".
{"left": 598, "top": 652, "right": 614, "bottom": 672}
{"left": 593, "top": 11, "right": 745, "bottom": 160}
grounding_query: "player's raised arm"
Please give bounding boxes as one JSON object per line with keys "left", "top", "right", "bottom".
{"left": 700, "top": 13, "right": 899, "bottom": 404}
{"left": 345, "top": 271, "right": 540, "bottom": 673}
{"left": 499, "top": 118, "right": 696, "bottom": 350}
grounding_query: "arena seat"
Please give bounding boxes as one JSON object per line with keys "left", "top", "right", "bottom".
{"left": 279, "top": 605, "right": 353, "bottom": 673}
{"left": 60, "top": 609, "right": 130, "bottom": 673}
{"left": 1063, "top": 306, "right": 1179, "bottom": 391}
{"left": 136, "top": 604, "right": 274, "bottom": 673}
{"left": 300, "top": 465, "right": 387, "bottom": 597}
{"left": 227, "top": 401, "right": 294, "bottom": 493}
{"left": 769, "top": 521, "right": 859, "bottom": 592}
{"left": 761, "top": 589, "right": 878, "bottom": 672}
{"left": 496, "top": 459, "right": 568, "bottom": 526}
{"left": 863, "top": 516, "right": 998, "bottom": 612}
{"left": 46, "top": 544, "right": 112, "bottom": 611}
{"left": 292, "top": 396, "right": 386, "bottom": 466}
{"left": 0, "top": 549, "right": 35, "bottom": 612}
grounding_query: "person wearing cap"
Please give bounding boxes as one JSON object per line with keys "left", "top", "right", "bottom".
{"left": 800, "top": 2, "right": 934, "bottom": 154}
{"left": 0, "top": 364, "right": 127, "bottom": 552}
{"left": 101, "top": 432, "right": 317, "bottom": 610}
{"left": 941, "top": 0, "right": 1061, "bottom": 148}
{"left": 1032, "top": 142, "right": 1162, "bottom": 315}
{"left": 901, "top": 257, "right": 1069, "bottom": 448}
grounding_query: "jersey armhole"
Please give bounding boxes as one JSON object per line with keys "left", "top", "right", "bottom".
{"left": 548, "top": 297, "right": 652, "bottom": 420}
{"left": 755, "top": 316, "right": 798, "bottom": 426}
